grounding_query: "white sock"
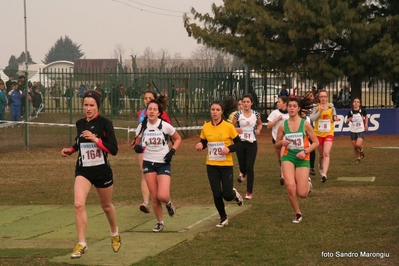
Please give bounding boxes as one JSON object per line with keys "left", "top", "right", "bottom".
{"left": 79, "top": 242, "right": 87, "bottom": 247}
{"left": 111, "top": 228, "right": 119, "bottom": 237}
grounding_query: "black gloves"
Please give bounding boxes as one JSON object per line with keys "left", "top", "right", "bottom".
{"left": 163, "top": 148, "right": 176, "bottom": 163}
{"left": 134, "top": 145, "right": 142, "bottom": 153}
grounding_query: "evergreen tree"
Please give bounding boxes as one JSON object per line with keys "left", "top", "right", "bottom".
{"left": 4, "top": 52, "right": 35, "bottom": 77}
{"left": 185, "top": 0, "right": 399, "bottom": 99}
{"left": 4, "top": 55, "right": 19, "bottom": 77}
{"left": 43, "top": 36, "right": 84, "bottom": 64}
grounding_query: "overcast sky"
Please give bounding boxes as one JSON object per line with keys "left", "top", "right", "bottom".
{"left": 1, "top": 0, "right": 223, "bottom": 69}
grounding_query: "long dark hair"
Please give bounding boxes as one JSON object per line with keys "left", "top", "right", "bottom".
{"left": 144, "top": 90, "right": 168, "bottom": 111}
{"left": 288, "top": 95, "right": 314, "bottom": 118}
{"left": 211, "top": 97, "right": 238, "bottom": 120}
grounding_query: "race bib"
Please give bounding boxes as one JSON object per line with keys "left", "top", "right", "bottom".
{"left": 351, "top": 114, "right": 364, "bottom": 132}
{"left": 80, "top": 143, "right": 105, "bottom": 167}
{"left": 318, "top": 119, "right": 331, "bottom": 132}
{"left": 285, "top": 133, "right": 305, "bottom": 150}
{"left": 208, "top": 142, "right": 226, "bottom": 161}
{"left": 241, "top": 129, "right": 254, "bottom": 141}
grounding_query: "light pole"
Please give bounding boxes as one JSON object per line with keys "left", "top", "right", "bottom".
{"left": 24, "top": 0, "right": 29, "bottom": 150}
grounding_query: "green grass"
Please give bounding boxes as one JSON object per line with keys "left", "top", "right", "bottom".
{"left": 0, "top": 130, "right": 398, "bottom": 266}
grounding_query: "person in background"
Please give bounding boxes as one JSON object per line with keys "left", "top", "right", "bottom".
{"left": 301, "top": 91, "right": 317, "bottom": 176}
{"left": 52, "top": 84, "right": 62, "bottom": 108}
{"left": 109, "top": 84, "right": 120, "bottom": 115}
{"left": 79, "top": 83, "right": 86, "bottom": 98}
{"left": 119, "top": 84, "right": 126, "bottom": 114}
{"left": 64, "top": 85, "right": 74, "bottom": 109}
{"left": 391, "top": 84, "right": 399, "bottom": 108}
{"left": 278, "top": 84, "right": 290, "bottom": 97}
{"left": 31, "top": 86, "right": 43, "bottom": 117}
{"left": 61, "top": 90, "right": 121, "bottom": 258}
{"left": 310, "top": 89, "right": 339, "bottom": 183}
{"left": 195, "top": 100, "right": 244, "bottom": 228}
{"left": 9, "top": 83, "right": 23, "bottom": 123}
{"left": 267, "top": 96, "right": 289, "bottom": 185}
{"left": 248, "top": 86, "right": 259, "bottom": 108}
{"left": 346, "top": 98, "right": 368, "bottom": 163}
{"left": 132, "top": 99, "right": 181, "bottom": 232}
{"left": 133, "top": 91, "right": 171, "bottom": 214}
{"left": 0, "top": 81, "right": 7, "bottom": 122}
{"left": 232, "top": 94, "right": 262, "bottom": 199}
{"left": 224, "top": 97, "right": 248, "bottom": 183}
{"left": 275, "top": 97, "right": 319, "bottom": 223}
{"left": 5, "top": 74, "right": 14, "bottom": 94}
{"left": 341, "top": 86, "right": 351, "bottom": 109}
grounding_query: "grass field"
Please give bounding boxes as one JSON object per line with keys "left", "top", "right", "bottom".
{"left": 0, "top": 128, "right": 398, "bottom": 266}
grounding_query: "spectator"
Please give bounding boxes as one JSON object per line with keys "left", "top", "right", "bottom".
{"left": 248, "top": 86, "right": 259, "bottom": 108}
{"left": 64, "top": 85, "right": 74, "bottom": 108}
{"left": 79, "top": 83, "right": 86, "bottom": 98}
{"left": 6, "top": 75, "right": 14, "bottom": 94}
{"left": 0, "top": 81, "right": 7, "bottom": 122}
{"left": 392, "top": 84, "right": 399, "bottom": 108}
{"left": 119, "top": 84, "right": 126, "bottom": 113}
{"left": 278, "top": 84, "right": 290, "bottom": 97}
{"left": 341, "top": 86, "right": 351, "bottom": 108}
{"left": 52, "top": 84, "right": 62, "bottom": 108}
{"left": 31, "top": 86, "right": 43, "bottom": 117}
{"left": 109, "top": 84, "right": 120, "bottom": 115}
{"left": 8, "top": 83, "right": 23, "bottom": 123}
{"left": 126, "top": 85, "right": 136, "bottom": 114}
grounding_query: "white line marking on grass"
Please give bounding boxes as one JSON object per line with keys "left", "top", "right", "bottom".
{"left": 178, "top": 211, "right": 220, "bottom": 232}
{"left": 373, "top": 146, "right": 399, "bottom": 149}
{"left": 336, "top": 176, "right": 376, "bottom": 182}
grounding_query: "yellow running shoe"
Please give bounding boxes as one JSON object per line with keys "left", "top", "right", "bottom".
{"left": 111, "top": 234, "right": 121, "bottom": 252}
{"left": 71, "top": 243, "right": 87, "bottom": 259}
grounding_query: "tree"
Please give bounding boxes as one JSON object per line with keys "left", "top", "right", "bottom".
{"left": 140, "top": 47, "right": 157, "bottom": 68}
{"left": 112, "top": 44, "right": 126, "bottom": 71}
{"left": 4, "top": 55, "right": 19, "bottom": 77}
{"left": 43, "top": 36, "right": 84, "bottom": 64}
{"left": 157, "top": 48, "right": 170, "bottom": 70}
{"left": 191, "top": 46, "right": 219, "bottom": 68}
{"left": 184, "top": 0, "right": 399, "bottom": 99}
{"left": 4, "top": 51, "right": 35, "bottom": 77}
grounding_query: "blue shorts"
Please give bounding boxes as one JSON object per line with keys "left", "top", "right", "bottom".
{"left": 143, "top": 161, "right": 171, "bottom": 176}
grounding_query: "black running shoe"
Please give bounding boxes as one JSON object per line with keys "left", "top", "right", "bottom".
{"left": 359, "top": 149, "right": 365, "bottom": 159}
{"left": 166, "top": 202, "right": 175, "bottom": 217}
{"left": 310, "top": 168, "right": 315, "bottom": 176}
{"left": 152, "top": 222, "right": 164, "bottom": 233}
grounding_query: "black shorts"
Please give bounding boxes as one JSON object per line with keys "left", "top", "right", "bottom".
{"left": 350, "top": 132, "right": 365, "bottom": 141}
{"left": 75, "top": 170, "right": 114, "bottom": 188}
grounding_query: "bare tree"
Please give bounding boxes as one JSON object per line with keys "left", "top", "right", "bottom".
{"left": 140, "top": 47, "right": 157, "bottom": 68}
{"left": 157, "top": 48, "right": 170, "bottom": 70}
{"left": 112, "top": 44, "right": 126, "bottom": 70}
{"left": 191, "top": 45, "right": 218, "bottom": 68}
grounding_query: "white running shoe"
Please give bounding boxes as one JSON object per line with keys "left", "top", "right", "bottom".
{"left": 216, "top": 217, "right": 228, "bottom": 227}
{"left": 308, "top": 177, "right": 313, "bottom": 194}
{"left": 292, "top": 213, "right": 303, "bottom": 223}
{"left": 233, "top": 188, "right": 244, "bottom": 206}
